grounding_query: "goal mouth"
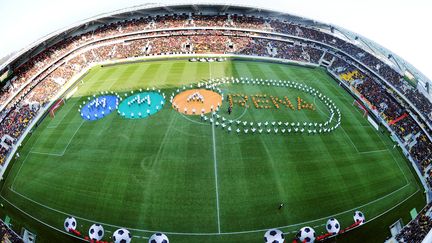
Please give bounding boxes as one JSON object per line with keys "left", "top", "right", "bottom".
{"left": 49, "top": 98, "right": 65, "bottom": 118}
{"left": 352, "top": 100, "right": 368, "bottom": 117}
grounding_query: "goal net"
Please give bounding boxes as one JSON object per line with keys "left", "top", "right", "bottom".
{"left": 352, "top": 100, "right": 368, "bottom": 117}
{"left": 49, "top": 98, "right": 65, "bottom": 118}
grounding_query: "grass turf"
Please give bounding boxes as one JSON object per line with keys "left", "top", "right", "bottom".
{"left": 0, "top": 59, "right": 424, "bottom": 242}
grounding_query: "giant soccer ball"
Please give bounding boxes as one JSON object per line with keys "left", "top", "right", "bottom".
{"left": 264, "top": 228, "right": 284, "bottom": 243}
{"left": 297, "top": 227, "right": 315, "bottom": 243}
{"left": 89, "top": 224, "right": 104, "bottom": 241}
{"left": 64, "top": 216, "right": 77, "bottom": 232}
{"left": 149, "top": 232, "right": 169, "bottom": 243}
{"left": 326, "top": 218, "right": 340, "bottom": 234}
{"left": 113, "top": 228, "right": 132, "bottom": 243}
{"left": 353, "top": 211, "right": 365, "bottom": 225}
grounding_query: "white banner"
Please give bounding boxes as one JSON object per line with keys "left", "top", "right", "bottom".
{"left": 367, "top": 116, "right": 379, "bottom": 131}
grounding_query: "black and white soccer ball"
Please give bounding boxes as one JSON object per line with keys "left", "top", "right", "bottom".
{"left": 353, "top": 210, "right": 365, "bottom": 225}
{"left": 326, "top": 218, "right": 340, "bottom": 234}
{"left": 64, "top": 216, "right": 77, "bottom": 232}
{"left": 113, "top": 228, "right": 132, "bottom": 243}
{"left": 264, "top": 228, "right": 284, "bottom": 243}
{"left": 149, "top": 232, "right": 169, "bottom": 243}
{"left": 89, "top": 224, "right": 104, "bottom": 241}
{"left": 297, "top": 226, "right": 315, "bottom": 243}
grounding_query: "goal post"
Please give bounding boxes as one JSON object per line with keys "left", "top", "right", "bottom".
{"left": 49, "top": 98, "right": 65, "bottom": 118}
{"left": 352, "top": 100, "right": 368, "bottom": 117}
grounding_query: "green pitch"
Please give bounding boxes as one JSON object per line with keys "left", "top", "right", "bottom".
{"left": 0, "top": 59, "right": 424, "bottom": 242}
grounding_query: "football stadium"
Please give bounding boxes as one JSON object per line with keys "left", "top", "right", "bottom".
{"left": 0, "top": 3, "right": 431, "bottom": 243}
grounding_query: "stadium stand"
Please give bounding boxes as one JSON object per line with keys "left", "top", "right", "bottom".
{"left": 0, "top": 5, "right": 432, "bottom": 240}
{"left": 0, "top": 219, "right": 23, "bottom": 242}
{"left": 395, "top": 204, "right": 432, "bottom": 242}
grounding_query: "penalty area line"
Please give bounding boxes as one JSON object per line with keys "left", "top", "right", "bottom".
{"left": 341, "top": 126, "right": 359, "bottom": 153}
{"left": 61, "top": 120, "right": 84, "bottom": 155}
{"left": 30, "top": 119, "right": 84, "bottom": 156}
{"left": 357, "top": 149, "right": 388, "bottom": 154}
{"left": 29, "top": 151, "right": 63, "bottom": 156}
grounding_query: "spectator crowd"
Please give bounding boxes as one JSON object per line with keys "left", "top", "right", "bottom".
{"left": 0, "top": 220, "right": 22, "bottom": 243}
{"left": 396, "top": 204, "right": 432, "bottom": 243}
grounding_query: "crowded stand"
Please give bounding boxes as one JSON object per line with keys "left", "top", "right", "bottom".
{"left": 396, "top": 204, "right": 432, "bottom": 243}
{"left": 0, "top": 105, "right": 36, "bottom": 165}
{"left": 0, "top": 220, "right": 22, "bottom": 243}
{"left": 329, "top": 57, "right": 432, "bottom": 174}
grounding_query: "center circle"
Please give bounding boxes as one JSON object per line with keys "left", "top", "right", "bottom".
{"left": 118, "top": 92, "right": 165, "bottom": 119}
{"left": 172, "top": 89, "right": 222, "bottom": 115}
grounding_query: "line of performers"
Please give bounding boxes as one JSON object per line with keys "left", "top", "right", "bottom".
{"left": 186, "top": 92, "right": 205, "bottom": 103}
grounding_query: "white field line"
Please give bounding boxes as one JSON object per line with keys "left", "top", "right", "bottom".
{"left": 9, "top": 188, "right": 155, "bottom": 238}
{"left": 311, "top": 188, "right": 420, "bottom": 238}
{"left": 177, "top": 105, "right": 248, "bottom": 128}
{"left": 355, "top": 110, "right": 410, "bottom": 185}
{"left": 8, "top": 180, "right": 412, "bottom": 236}
{"left": 47, "top": 121, "right": 85, "bottom": 128}
{"left": 341, "top": 88, "right": 388, "bottom": 149}
{"left": 30, "top": 119, "right": 84, "bottom": 156}
{"left": 29, "top": 151, "right": 63, "bottom": 156}
{"left": 209, "top": 62, "right": 221, "bottom": 233}
{"left": 133, "top": 235, "right": 150, "bottom": 239}
{"left": 4, "top": 69, "right": 416, "bottom": 237}
{"left": 13, "top": 119, "right": 84, "bottom": 189}
{"left": 153, "top": 114, "right": 176, "bottom": 164}
{"left": 1, "top": 193, "right": 150, "bottom": 240}
{"left": 0, "top": 195, "right": 87, "bottom": 242}
{"left": 354, "top": 107, "right": 388, "bottom": 149}
{"left": 46, "top": 100, "right": 78, "bottom": 129}
{"left": 388, "top": 146, "right": 410, "bottom": 184}
{"left": 60, "top": 120, "right": 84, "bottom": 155}
{"left": 313, "top": 97, "right": 331, "bottom": 120}
{"left": 47, "top": 116, "right": 68, "bottom": 129}
{"left": 358, "top": 149, "right": 389, "bottom": 154}
{"left": 10, "top": 129, "right": 45, "bottom": 191}
{"left": 178, "top": 112, "right": 210, "bottom": 125}
{"left": 212, "top": 114, "right": 222, "bottom": 234}
{"left": 233, "top": 105, "right": 248, "bottom": 122}
{"left": 314, "top": 93, "right": 387, "bottom": 155}
{"left": 9, "top": 153, "right": 31, "bottom": 191}
{"left": 341, "top": 125, "right": 359, "bottom": 153}
{"left": 276, "top": 183, "right": 413, "bottom": 233}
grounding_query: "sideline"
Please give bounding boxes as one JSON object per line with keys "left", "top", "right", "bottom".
{"left": 7, "top": 181, "right": 412, "bottom": 236}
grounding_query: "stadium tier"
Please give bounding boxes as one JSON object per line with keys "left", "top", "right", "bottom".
{"left": 0, "top": 3, "right": 431, "bottom": 243}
